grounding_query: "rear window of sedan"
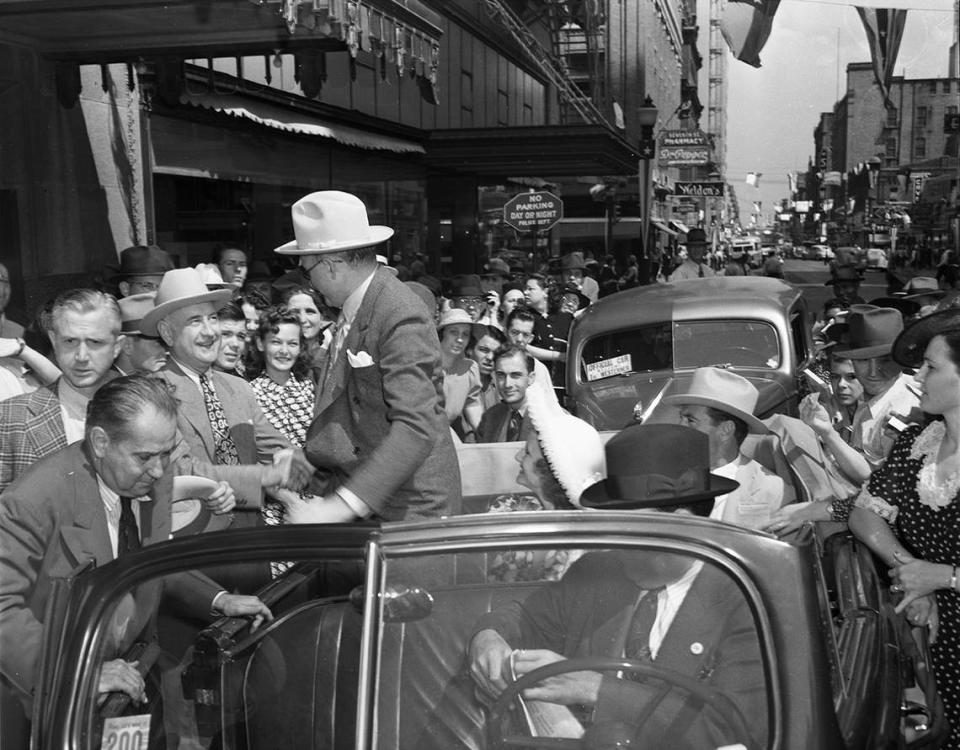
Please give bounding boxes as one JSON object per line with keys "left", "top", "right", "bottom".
{"left": 579, "top": 320, "right": 781, "bottom": 382}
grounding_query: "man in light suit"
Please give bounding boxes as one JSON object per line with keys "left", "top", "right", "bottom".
{"left": 0, "top": 376, "right": 270, "bottom": 749}
{"left": 663, "top": 367, "right": 790, "bottom": 528}
{"left": 468, "top": 424, "right": 766, "bottom": 750}
{"left": 0, "top": 288, "right": 123, "bottom": 493}
{"left": 475, "top": 345, "right": 536, "bottom": 444}
{"left": 141, "top": 268, "right": 312, "bottom": 524}
{"left": 273, "top": 191, "right": 459, "bottom": 522}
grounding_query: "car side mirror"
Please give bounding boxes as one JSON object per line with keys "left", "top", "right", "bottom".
{"left": 349, "top": 583, "right": 434, "bottom": 622}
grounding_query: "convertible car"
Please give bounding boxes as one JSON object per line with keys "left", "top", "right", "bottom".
{"left": 31, "top": 513, "right": 940, "bottom": 750}
{"left": 564, "top": 277, "right": 817, "bottom": 430}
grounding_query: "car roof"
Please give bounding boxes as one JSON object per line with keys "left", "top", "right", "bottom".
{"left": 572, "top": 277, "right": 804, "bottom": 340}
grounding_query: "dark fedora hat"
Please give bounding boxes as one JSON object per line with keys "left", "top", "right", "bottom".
{"left": 824, "top": 265, "right": 864, "bottom": 286}
{"left": 892, "top": 306, "right": 960, "bottom": 368}
{"left": 449, "top": 274, "right": 484, "bottom": 297}
{"left": 832, "top": 304, "right": 903, "bottom": 360}
{"left": 684, "top": 228, "right": 708, "bottom": 245}
{"left": 107, "top": 245, "right": 175, "bottom": 281}
{"left": 561, "top": 283, "right": 590, "bottom": 310}
{"left": 580, "top": 423, "right": 738, "bottom": 510}
{"left": 560, "top": 252, "right": 588, "bottom": 271}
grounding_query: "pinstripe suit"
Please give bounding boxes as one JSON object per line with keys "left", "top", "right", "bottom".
{"left": 0, "top": 384, "right": 69, "bottom": 493}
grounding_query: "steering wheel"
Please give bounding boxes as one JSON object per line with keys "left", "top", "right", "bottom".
{"left": 485, "top": 657, "right": 752, "bottom": 750}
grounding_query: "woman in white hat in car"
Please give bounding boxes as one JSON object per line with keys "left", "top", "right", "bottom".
{"left": 437, "top": 308, "right": 486, "bottom": 440}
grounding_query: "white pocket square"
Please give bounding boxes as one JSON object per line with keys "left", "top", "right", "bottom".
{"left": 346, "top": 349, "right": 375, "bottom": 368}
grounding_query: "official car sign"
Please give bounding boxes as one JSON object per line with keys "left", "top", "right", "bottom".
{"left": 503, "top": 192, "right": 563, "bottom": 233}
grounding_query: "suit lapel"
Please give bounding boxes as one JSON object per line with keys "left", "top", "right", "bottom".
{"left": 25, "top": 386, "right": 67, "bottom": 456}
{"left": 59, "top": 450, "right": 114, "bottom": 569}
{"left": 164, "top": 361, "right": 216, "bottom": 459}
{"left": 654, "top": 572, "right": 718, "bottom": 671}
{"left": 315, "top": 268, "right": 385, "bottom": 415}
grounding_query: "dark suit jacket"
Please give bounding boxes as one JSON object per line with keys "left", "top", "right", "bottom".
{"left": 0, "top": 443, "right": 221, "bottom": 706}
{"left": 305, "top": 267, "right": 460, "bottom": 521}
{"left": 156, "top": 360, "right": 292, "bottom": 515}
{"left": 475, "top": 403, "right": 534, "bottom": 444}
{"left": 473, "top": 551, "right": 767, "bottom": 748}
{"left": 0, "top": 384, "right": 68, "bottom": 493}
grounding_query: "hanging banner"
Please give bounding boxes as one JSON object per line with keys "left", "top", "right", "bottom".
{"left": 856, "top": 7, "right": 908, "bottom": 107}
{"left": 720, "top": 0, "right": 782, "bottom": 68}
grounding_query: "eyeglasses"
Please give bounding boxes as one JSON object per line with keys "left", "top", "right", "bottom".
{"left": 453, "top": 296, "right": 484, "bottom": 308}
{"left": 302, "top": 256, "right": 347, "bottom": 275}
{"left": 508, "top": 330, "right": 535, "bottom": 341}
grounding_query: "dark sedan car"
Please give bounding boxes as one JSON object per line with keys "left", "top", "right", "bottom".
{"left": 565, "top": 277, "right": 816, "bottom": 430}
{"left": 30, "top": 513, "right": 940, "bottom": 749}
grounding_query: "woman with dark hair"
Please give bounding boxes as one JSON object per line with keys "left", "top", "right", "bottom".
{"left": 246, "top": 305, "right": 316, "bottom": 450}
{"left": 280, "top": 285, "right": 335, "bottom": 382}
{"left": 849, "top": 308, "right": 960, "bottom": 745}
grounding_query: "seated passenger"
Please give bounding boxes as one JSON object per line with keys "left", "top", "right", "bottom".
{"left": 663, "top": 367, "right": 790, "bottom": 528}
{"left": 468, "top": 424, "right": 766, "bottom": 749}
{"left": 475, "top": 345, "right": 535, "bottom": 444}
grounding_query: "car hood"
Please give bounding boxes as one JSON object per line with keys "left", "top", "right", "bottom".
{"left": 571, "top": 371, "right": 793, "bottom": 430}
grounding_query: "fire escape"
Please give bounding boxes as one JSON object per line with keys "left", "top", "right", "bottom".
{"left": 482, "top": 0, "right": 612, "bottom": 130}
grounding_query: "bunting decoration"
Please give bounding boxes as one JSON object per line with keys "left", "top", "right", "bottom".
{"left": 745, "top": 172, "right": 763, "bottom": 187}
{"left": 720, "top": 0, "right": 782, "bottom": 68}
{"left": 856, "top": 7, "right": 907, "bottom": 108}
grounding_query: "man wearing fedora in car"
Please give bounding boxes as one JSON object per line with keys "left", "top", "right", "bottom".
{"left": 663, "top": 367, "right": 789, "bottom": 528}
{"left": 468, "top": 423, "right": 766, "bottom": 749}
{"left": 667, "top": 228, "right": 715, "bottom": 281}
{"left": 831, "top": 304, "right": 920, "bottom": 470}
{"left": 106, "top": 244, "right": 176, "bottom": 297}
{"left": 272, "top": 190, "right": 459, "bottom": 522}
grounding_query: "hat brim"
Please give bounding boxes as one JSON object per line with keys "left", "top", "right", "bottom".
{"left": 661, "top": 394, "right": 770, "bottom": 434}
{"left": 832, "top": 342, "right": 893, "bottom": 360}
{"left": 903, "top": 290, "right": 947, "bottom": 302}
{"left": 273, "top": 226, "right": 394, "bottom": 255}
{"left": 892, "top": 307, "right": 960, "bottom": 368}
{"left": 438, "top": 321, "right": 488, "bottom": 341}
{"left": 140, "top": 288, "right": 234, "bottom": 337}
{"left": 579, "top": 473, "right": 738, "bottom": 509}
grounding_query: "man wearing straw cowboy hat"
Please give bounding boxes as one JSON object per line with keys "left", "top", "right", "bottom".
{"left": 663, "top": 367, "right": 789, "bottom": 528}
{"left": 141, "top": 268, "right": 312, "bottom": 529}
{"left": 467, "top": 423, "right": 766, "bottom": 749}
{"left": 273, "top": 190, "right": 459, "bottom": 522}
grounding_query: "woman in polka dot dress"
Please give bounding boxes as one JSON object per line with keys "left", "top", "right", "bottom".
{"left": 850, "top": 307, "right": 960, "bottom": 746}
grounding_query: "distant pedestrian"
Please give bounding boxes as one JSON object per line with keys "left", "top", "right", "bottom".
{"left": 668, "top": 229, "right": 715, "bottom": 280}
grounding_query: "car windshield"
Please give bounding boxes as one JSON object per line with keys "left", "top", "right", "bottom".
{"left": 579, "top": 319, "right": 781, "bottom": 382}
{"left": 373, "top": 538, "right": 771, "bottom": 750}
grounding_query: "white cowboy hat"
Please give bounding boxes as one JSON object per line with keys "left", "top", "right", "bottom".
{"left": 663, "top": 366, "right": 769, "bottom": 434}
{"left": 274, "top": 191, "right": 394, "bottom": 255}
{"left": 140, "top": 268, "right": 233, "bottom": 337}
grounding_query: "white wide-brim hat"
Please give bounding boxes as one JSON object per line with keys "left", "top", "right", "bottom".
{"left": 140, "top": 268, "right": 233, "bottom": 337}
{"left": 274, "top": 190, "right": 394, "bottom": 255}
{"left": 663, "top": 366, "right": 769, "bottom": 434}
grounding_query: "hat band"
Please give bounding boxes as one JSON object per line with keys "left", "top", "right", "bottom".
{"left": 298, "top": 234, "right": 372, "bottom": 250}
{"left": 605, "top": 469, "right": 710, "bottom": 501}
{"left": 121, "top": 320, "right": 143, "bottom": 333}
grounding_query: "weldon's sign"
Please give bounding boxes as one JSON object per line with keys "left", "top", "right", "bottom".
{"left": 675, "top": 182, "right": 725, "bottom": 197}
{"left": 658, "top": 129, "right": 710, "bottom": 167}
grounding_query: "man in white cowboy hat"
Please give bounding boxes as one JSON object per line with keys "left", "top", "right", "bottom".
{"left": 663, "top": 367, "right": 790, "bottom": 528}
{"left": 114, "top": 292, "right": 168, "bottom": 375}
{"left": 142, "top": 268, "right": 312, "bottom": 546}
{"left": 467, "top": 423, "right": 766, "bottom": 749}
{"left": 272, "top": 190, "right": 459, "bottom": 522}
{"left": 829, "top": 304, "right": 920, "bottom": 471}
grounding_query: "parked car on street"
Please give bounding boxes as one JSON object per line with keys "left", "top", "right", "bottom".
{"left": 865, "top": 247, "right": 889, "bottom": 269}
{"left": 30, "top": 514, "right": 939, "bottom": 750}
{"left": 810, "top": 244, "right": 834, "bottom": 261}
{"left": 564, "top": 277, "right": 815, "bottom": 430}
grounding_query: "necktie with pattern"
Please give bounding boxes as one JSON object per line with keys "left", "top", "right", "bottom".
{"left": 506, "top": 410, "right": 523, "bottom": 442}
{"left": 199, "top": 373, "right": 241, "bottom": 465}
{"left": 117, "top": 497, "right": 142, "bottom": 557}
{"left": 319, "top": 314, "right": 347, "bottom": 393}
{"left": 625, "top": 587, "right": 664, "bottom": 662}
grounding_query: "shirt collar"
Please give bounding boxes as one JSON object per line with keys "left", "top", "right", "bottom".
{"left": 340, "top": 269, "right": 377, "bottom": 325}
{"left": 58, "top": 377, "right": 92, "bottom": 419}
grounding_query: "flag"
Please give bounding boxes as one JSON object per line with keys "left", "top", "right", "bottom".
{"left": 753, "top": 201, "right": 762, "bottom": 213}
{"left": 745, "top": 172, "right": 762, "bottom": 187}
{"left": 856, "top": 8, "right": 907, "bottom": 108}
{"left": 720, "top": 0, "right": 782, "bottom": 68}
{"left": 786, "top": 172, "right": 796, "bottom": 195}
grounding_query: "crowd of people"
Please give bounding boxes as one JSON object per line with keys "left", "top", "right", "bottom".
{"left": 2, "top": 192, "right": 960, "bottom": 747}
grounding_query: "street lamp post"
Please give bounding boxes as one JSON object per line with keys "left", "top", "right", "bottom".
{"left": 637, "top": 95, "right": 659, "bottom": 270}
